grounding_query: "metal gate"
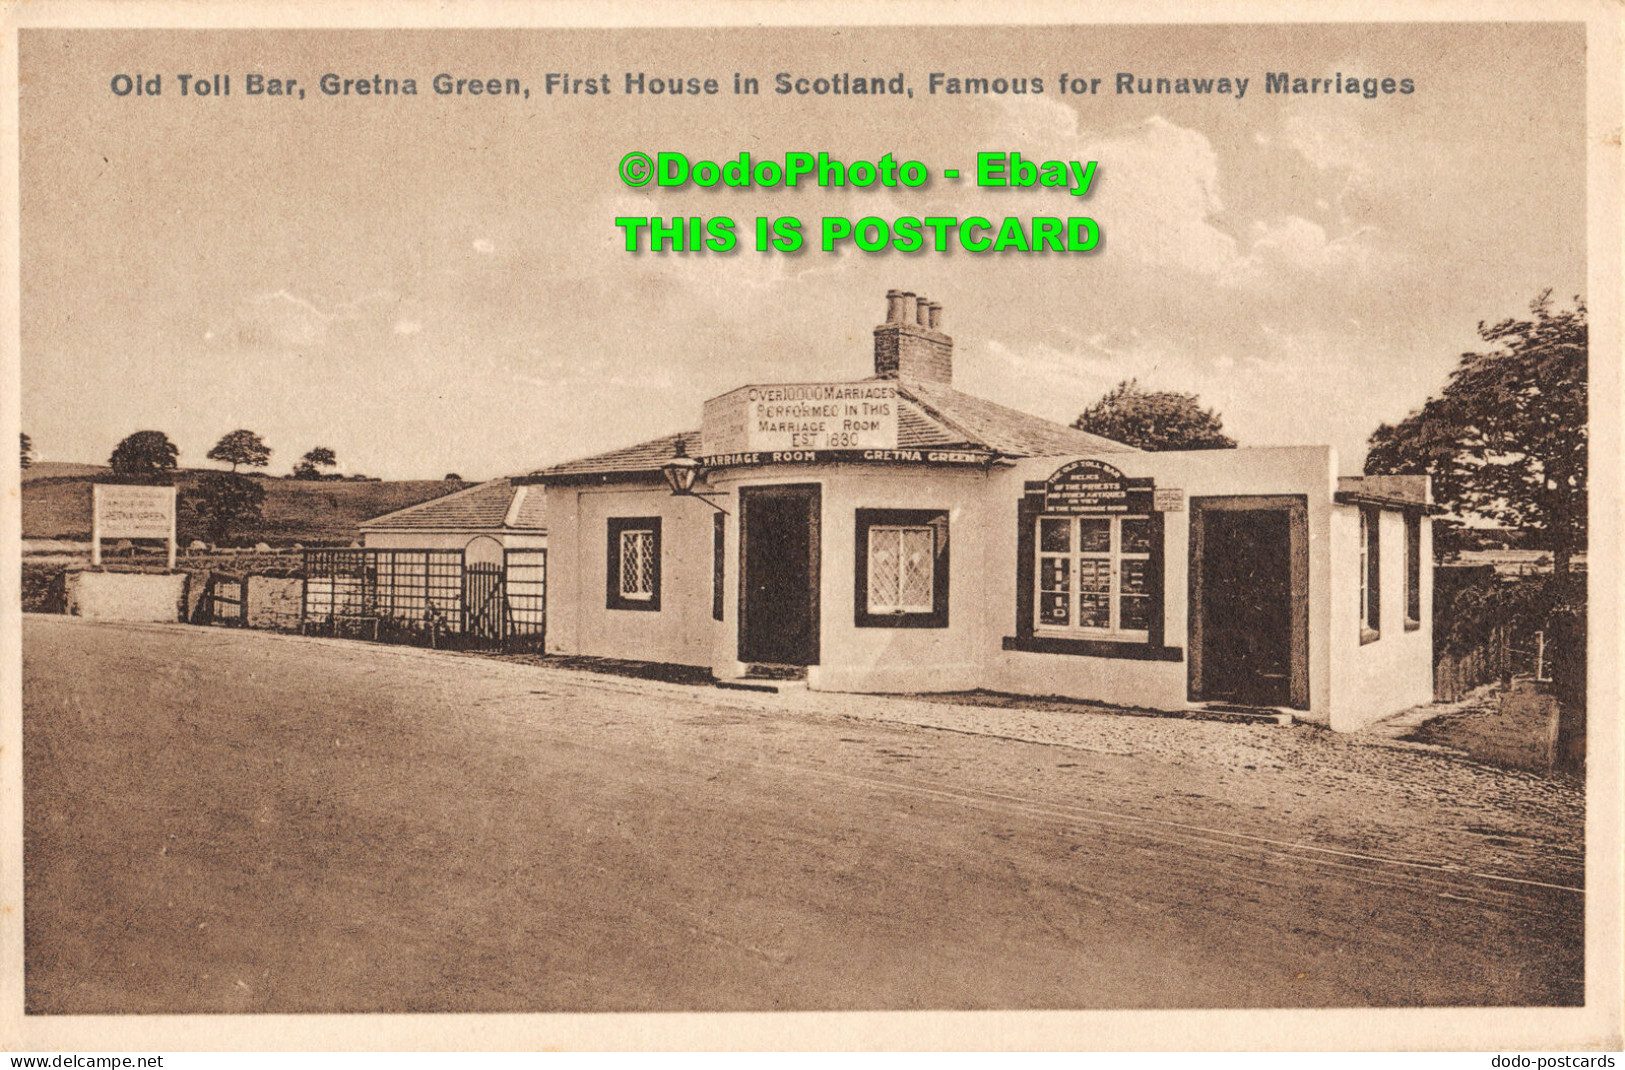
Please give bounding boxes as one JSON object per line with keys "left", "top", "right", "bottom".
{"left": 203, "top": 573, "right": 247, "bottom": 626}
{"left": 301, "top": 547, "right": 545, "bottom": 651}
{"left": 464, "top": 563, "right": 505, "bottom": 644}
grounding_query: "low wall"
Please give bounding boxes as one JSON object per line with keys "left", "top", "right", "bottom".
{"left": 64, "top": 570, "right": 188, "bottom": 622}
{"left": 247, "top": 575, "right": 304, "bottom": 631}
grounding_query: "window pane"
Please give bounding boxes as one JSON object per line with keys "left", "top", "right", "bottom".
{"left": 1121, "top": 558, "right": 1149, "bottom": 595}
{"left": 639, "top": 534, "right": 656, "bottom": 595}
{"left": 1039, "top": 592, "right": 1070, "bottom": 626}
{"left": 1079, "top": 518, "right": 1110, "bottom": 553}
{"left": 869, "top": 529, "right": 901, "bottom": 609}
{"left": 620, "top": 531, "right": 640, "bottom": 596}
{"left": 1120, "top": 595, "right": 1150, "bottom": 631}
{"left": 1121, "top": 517, "right": 1153, "bottom": 554}
{"left": 1040, "top": 517, "right": 1071, "bottom": 553}
{"left": 1079, "top": 594, "right": 1110, "bottom": 628}
{"left": 621, "top": 530, "right": 654, "bottom": 598}
{"left": 899, "top": 528, "right": 934, "bottom": 609}
{"left": 1039, "top": 556, "right": 1070, "bottom": 592}
{"left": 1078, "top": 559, "right": 1110, "bottom": 593}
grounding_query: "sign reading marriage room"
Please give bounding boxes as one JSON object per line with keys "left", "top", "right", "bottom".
{"left": 701, "top": 382, "right": 899, "bottom": 455}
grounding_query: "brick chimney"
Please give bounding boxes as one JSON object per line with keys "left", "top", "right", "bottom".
{"left": 874, "top": 289, "right": 953, "bottom": 384}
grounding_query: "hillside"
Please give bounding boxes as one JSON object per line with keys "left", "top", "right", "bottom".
{"left": 22, "top": 461, "right": 112, "bottom": 482}
{"left": 22, "top": 470, "right": 474, "bottom": 545}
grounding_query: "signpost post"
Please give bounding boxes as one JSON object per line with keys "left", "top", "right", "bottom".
{"left": 91, "top": 484, "right": 178, "bottom": 570}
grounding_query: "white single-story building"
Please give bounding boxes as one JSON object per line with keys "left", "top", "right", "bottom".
{"left": 359, "top": 478, "right": 547, "bottom": 564}
{"left": 523, "top": 291, "right": 1434, "bottom": 732}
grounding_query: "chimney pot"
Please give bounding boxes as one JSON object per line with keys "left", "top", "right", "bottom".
{"left": 885, "top": 289, "right": 904, "bottom": 323}
{"left": 916, "top": 296, "right": 931, "bottom": 327}
{"left": 900, "top": 291, "right": 917, "bottom": 326}
{"left": 927, "top": 301, "right": 942, "bottom": 330}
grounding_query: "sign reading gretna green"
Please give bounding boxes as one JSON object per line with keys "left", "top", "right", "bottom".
{"left": 1044, "top": 459, "right": 1154, "bottom": 514}
{"left": 701, "top": 382, "right": 898, "bottom": 455}
{"left": 91, "top": 483, "right": 178, "bottom": 569}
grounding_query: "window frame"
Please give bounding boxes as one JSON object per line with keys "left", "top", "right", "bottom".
{"left": 1359, "top": 506, "right": 1380, "bottom": 643}
{"left": 1006, "top": 487, "right": 1181, "bottom": 662}
{"left": 1404, "top": 510, "right": 1422, "bottom": 631}
{"left": 853, "top": 508, "right": 949, "bottom": 629}
{"left": 712, "top": 512, "right": 726, "bottom": 622}
{"left": 1034, "top": 513, "right": 1155, "bottom": 642}
{"left": 606, "top": 516, "right": 662, "bottom": 612}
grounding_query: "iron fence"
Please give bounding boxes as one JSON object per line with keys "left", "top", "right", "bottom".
{"left": 301, "top": 547, "right": 545, "bottom": 651}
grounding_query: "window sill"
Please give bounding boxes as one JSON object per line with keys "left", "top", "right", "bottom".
{"left": 857, "top": 612, "right": 948, "bottom": 629}
{"left": 1003, "top": 635, "right": 1183, "bottom": 661}
{"left": 1360, "top": 627, "right": 1381, "bottom": 645}
{"left": 608, "top": 600, "right": 661, "bottom": 613}
{"left": 1404, "top": 619, "right": 1421, "bottom": 632}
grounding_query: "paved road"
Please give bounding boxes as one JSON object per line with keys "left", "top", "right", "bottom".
{"left": 23, "top": 616, "right": 1584, "bottom": 1013}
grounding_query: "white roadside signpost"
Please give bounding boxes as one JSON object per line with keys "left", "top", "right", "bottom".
{"left": 91, "top": 484, "right": 178, "bottom": 570}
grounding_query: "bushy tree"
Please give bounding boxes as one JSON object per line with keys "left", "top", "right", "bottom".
{"left": 444, "top": 473, "right": 464, "bottom": 482}
{"left": 109, "top": 430, "right": 179, "bottom": 483}
{"left": 1073, "top": 379, "right": 1237, "bottom": 451}
{"left": 208, "top": 429, "right": 272, "bottom": 473}
{"left": 20, "top": 432, "right": 33, "bottom": 469}
{"left": 187, "top": 472, "right": 266, "bottom": 543}
{"left": 293, "top": 446, "right": 338, "bottom": 480}
{"left": 1365, "top": 291, "right": 1586, "bottom": 579}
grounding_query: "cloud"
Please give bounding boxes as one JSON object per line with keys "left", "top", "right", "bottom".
{"left": 1234, "top": 215, "right": 1382, "bottom": 280}
{"left": 393, "top": 319, "right": 423, "bottom": 336}
{"left": 472, "top": 238, "right": 495, "bottom": 254}
{"left": 211, "top": 289, "right": 400, "bottom": 351}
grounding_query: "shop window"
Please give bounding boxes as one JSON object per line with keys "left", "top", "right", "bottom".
{"left": 607, "top": 517, "right": 661, "bottom": 612}
{"left": 1360, "top": 507, "right": 1380, "bottom": 642}
{"left": 1036, "top": 515, "right": 1153, "bottom": 641}
{"left": 1005, "top": 492, "right": 1179, "bottom": 662}
{"left": 854, "top": 509, "right": 948, "bottom": 628}
{"left": 1404, "top": 511, "right": 1421, "bottom": 631}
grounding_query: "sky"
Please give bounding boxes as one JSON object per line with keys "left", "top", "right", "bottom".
{"left": 19, "top": 23, "right": 1587, "bottom": 480}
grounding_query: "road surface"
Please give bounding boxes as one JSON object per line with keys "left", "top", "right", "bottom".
{"left": 23, "top": 615, "right": 1584, "bottom": 1013}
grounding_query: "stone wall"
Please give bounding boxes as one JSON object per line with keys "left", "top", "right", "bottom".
{"left": 64, "top": 571, "right": 188, "bottom": 622}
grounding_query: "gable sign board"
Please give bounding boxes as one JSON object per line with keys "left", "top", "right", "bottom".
{"left": 702, "top": 382, "right": 899, "bottom": 455}
{"left": 1044, "top": 459, "right": 1154, "bottom": 515}
{"left": 92, "top": 483, "right": 177, "bottom": 569}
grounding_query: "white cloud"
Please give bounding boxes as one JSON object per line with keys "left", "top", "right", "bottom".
{"left": 472, "top": 238, "right": 495, "bottom": 254}
{"left": 393, "top": 319, "right": 423, "bottom": 336}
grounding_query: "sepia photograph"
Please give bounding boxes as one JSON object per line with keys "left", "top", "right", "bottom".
{"left": 2, "top": 0, "right": 1620, "bottom": 1053}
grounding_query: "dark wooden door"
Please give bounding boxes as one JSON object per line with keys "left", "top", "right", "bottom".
{"left": 739, "top": 484, "right": 821, "bottom": 665}
{"left": 1199, "top": 508, "right": 1292, "bottom": 706}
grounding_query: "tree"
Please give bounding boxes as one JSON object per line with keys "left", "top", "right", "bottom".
{"left": 1364, "top": 291, "right": 1586, "bottom": 580}
{"left": 208, "top": 429, "right": 272, "bottom": 473}
{"left": 1072, "top": 379, "right": 1237, "bottom": 450}
{"left": 444, "top": 473, "right": 464, "bottom": 482}
{"left": 187, "top": 472, "right": 266, "bottom": 544}
{"left": 109, "top": 430, "right": 179, "bottom": 483}
{"left": 292, "top": 446, "right": 338, "bottom": 480}
{"left": 20, "top": 432, "right": 32, "bottom": 469}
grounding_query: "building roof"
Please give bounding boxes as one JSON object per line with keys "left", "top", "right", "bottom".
{"left": 901, "top": 380, "right": 1138, "bottom": 457}
{"left": 359, "top": 478, "right": 548, "bottom": 532}
{"left": 523, "top": 381, "right": 1136, "bottom": 483}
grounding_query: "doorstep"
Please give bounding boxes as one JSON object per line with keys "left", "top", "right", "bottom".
{"left": 1187, "top": 703, "right": 1296, "bottom": 727}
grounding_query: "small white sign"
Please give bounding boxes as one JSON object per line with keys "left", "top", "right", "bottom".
{"left": 92, "top": 484, "right": 177, "bottom": 568}
{"left": 1154, "top": 488, "right": 1185, "bottom": 512}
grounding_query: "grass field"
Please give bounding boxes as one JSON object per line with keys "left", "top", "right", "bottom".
{"left": 21, "top": 467, "right": 469, "bottom": 545}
